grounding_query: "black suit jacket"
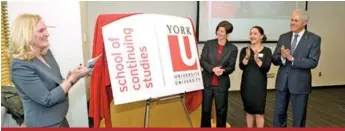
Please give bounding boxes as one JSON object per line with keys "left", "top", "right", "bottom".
{"left": 200, "top": 39, "right": 238, "bottom": 90}
{"left": 272, "top": 30, "right": 321, "bottom": 94}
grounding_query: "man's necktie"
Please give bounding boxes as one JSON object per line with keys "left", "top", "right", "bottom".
{"left": 291, "top": 34, "right": 299, "bottom": 54}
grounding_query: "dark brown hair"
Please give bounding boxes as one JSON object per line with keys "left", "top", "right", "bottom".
{"left": 215, "top": 20, "right": 233, "bottom": 35}
{"left": 251, "top": 26, "right": 267, "bottom": 41}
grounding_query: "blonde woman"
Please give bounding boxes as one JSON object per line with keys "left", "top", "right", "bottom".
{"left": 8, "top": 14, "right": 90, "bottom": 127}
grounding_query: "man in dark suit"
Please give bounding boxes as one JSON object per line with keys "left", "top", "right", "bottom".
{"left": 272, "top": 9, "right": 321, "bottom": 127}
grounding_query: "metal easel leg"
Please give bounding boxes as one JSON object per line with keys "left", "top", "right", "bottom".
{"left": 144, "top": 99, "right": 151, "bottom": 128}
{"left": 180, "top": 93, "right": 194, "bottom": 127}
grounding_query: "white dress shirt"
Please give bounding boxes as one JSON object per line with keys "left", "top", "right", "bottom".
{"left": 281, "top": 29, "right": 305, "bottom": 65}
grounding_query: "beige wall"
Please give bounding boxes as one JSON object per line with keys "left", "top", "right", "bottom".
{"left": 307, "top": 1, "right": 345, "bottom": 87}
{"left": 80, "top": 1, "right": 91, "bottom": 100}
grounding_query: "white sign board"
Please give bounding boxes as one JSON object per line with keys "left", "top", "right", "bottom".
{"left": 102, "top": 14, "right": 204, "bottom": 105}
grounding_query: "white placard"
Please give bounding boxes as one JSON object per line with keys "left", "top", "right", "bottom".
{"left": 102, "top": 14, "right": 204, "bottom": 105}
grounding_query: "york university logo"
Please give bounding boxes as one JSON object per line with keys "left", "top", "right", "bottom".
{"left": 167, "top": 24, "right": 198, "bottom": 72}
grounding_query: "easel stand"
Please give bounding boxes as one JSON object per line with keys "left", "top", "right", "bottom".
{"left": 144, "top": 98, "right": 151, "bottom": 128}
{"left": 143, "top": 93, "right": 193, "bottom": 128}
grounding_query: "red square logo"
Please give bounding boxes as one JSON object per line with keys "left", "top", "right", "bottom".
{"left": 168, "top": 35, "right": 198, "bottom": 72}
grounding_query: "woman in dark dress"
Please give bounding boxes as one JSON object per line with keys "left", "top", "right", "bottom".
{"left": 239, "top": 26, "right": 272, "bottom": 128}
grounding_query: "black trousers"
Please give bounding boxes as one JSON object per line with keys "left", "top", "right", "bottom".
{"left": 201, "top": 86, "right": 228, "bottom": 127}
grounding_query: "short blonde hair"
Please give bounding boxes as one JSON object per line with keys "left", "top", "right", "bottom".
{"left": 8, "top": 13, "right": 47, "bottom": 61}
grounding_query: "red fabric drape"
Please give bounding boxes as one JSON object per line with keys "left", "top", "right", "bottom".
{"left": 89, "top": 14, "right": 202, "bottom": 128}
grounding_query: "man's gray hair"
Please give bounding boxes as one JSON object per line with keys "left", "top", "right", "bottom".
{"left": 293, "top": 9, "right": 309, "bottom": 21}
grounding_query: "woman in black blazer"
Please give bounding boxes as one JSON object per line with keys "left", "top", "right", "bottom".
{"left": 199, "top": 21, "right": 238, "bottom": 127}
